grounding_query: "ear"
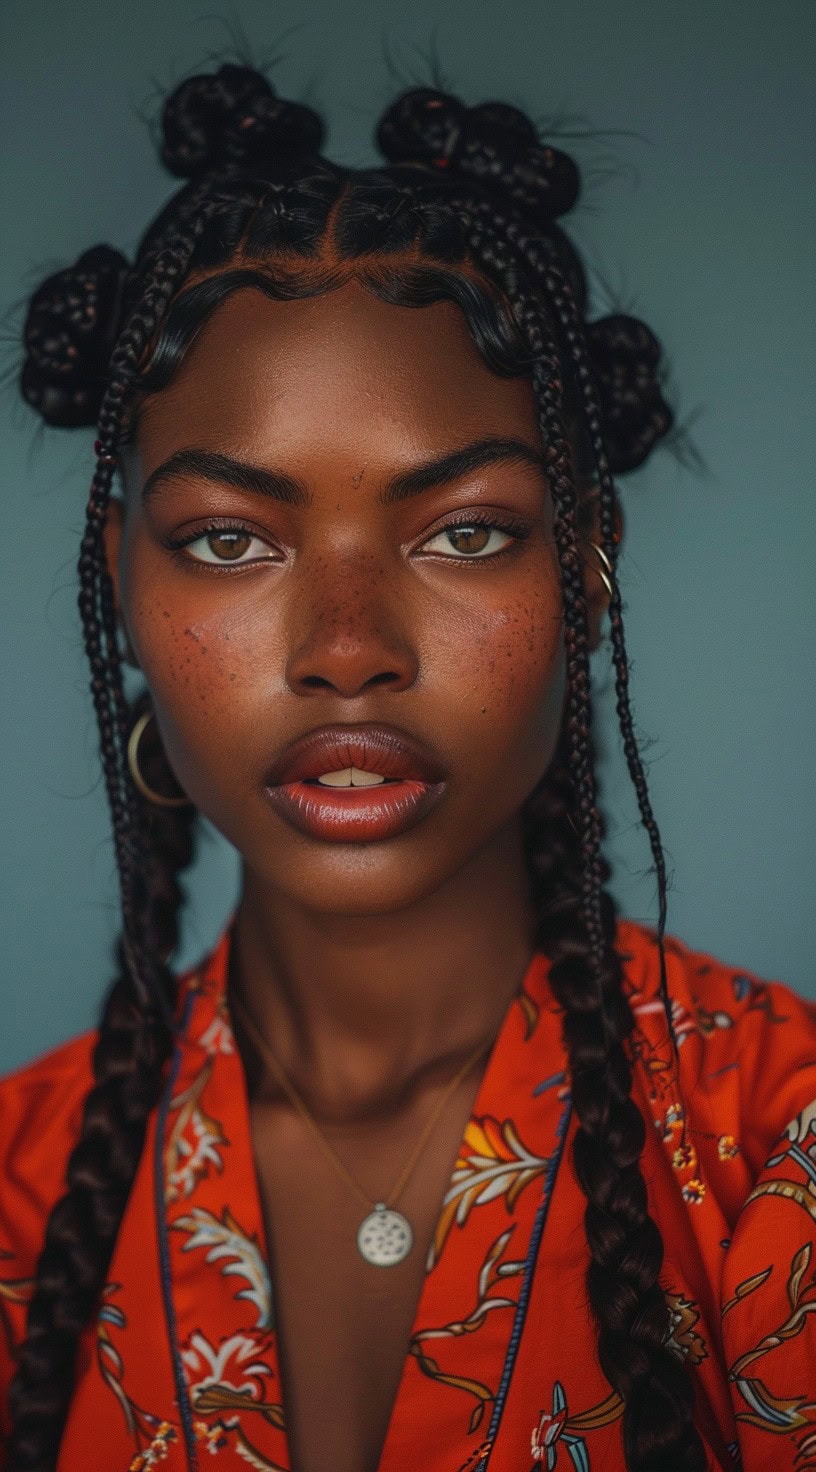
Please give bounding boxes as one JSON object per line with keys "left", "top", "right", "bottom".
{"left": 580, "top": 491, "right": 625, "bottom": 653}
{"left": 102, "top": 497, "right": 141, "bottom": 668}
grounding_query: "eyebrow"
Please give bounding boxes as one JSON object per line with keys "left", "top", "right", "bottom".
{"left": 140, "top": 436, "right": 547, "bottom": 509}
{"left": 141, "top": 449, "right": 310, "bottom": 508}
{"left": 380, "top": 437, "right": 547, "bottom": 505}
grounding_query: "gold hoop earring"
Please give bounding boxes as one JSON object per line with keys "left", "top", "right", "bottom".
{"left": 127, "top": 710, "right": 192, "bottom": 808}
{"left": 587, "top": 541, "right": 615, "bottom": 601}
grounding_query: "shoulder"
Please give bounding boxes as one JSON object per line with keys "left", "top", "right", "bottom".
{"left": 616, "top": 919, "right": 816, "bottom": 1168}
{"left": 0, "top": 1031, "right": 96, "bottom": 1266}
{"left": 0, "top": 1031, "right": 98, "bottom": 1398}
{"left": 0, "top": 1028, "right": 97, "bottom": 1139}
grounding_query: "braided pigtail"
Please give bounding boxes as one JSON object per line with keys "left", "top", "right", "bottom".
{"left": 374, "top": 90, "right": 704, "bottom": 1469}
{"left": 9, "top": 203, "right": 215, "bottom": 1471}
{"left": 489, "top": 245, "right": 702, "bottom": 1472}
{"left": 491, "top": 205, "right": 682, "bottom": 1094}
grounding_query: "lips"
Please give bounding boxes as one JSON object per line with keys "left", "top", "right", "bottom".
{"left": 265, "top": 724, "right": 446, "bottom": 787}
{"left": 263, "top": 724, "right": 448, "bottom": 844}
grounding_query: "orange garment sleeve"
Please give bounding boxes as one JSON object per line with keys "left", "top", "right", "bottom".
{"left": 0, "top": 1032, "right": 95, "bottom": 1456}
{"left": 719, "top": 976, "right": 816, "bottom": 1468}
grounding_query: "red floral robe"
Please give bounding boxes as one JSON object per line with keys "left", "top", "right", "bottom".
{"left": 2, "top": 919, "right": 816, "bottom": 1471}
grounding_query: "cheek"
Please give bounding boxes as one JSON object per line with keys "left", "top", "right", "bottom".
{"left": 429, "top": 574, "right": 566, "bottom": 771}
{"left": 131, "top": 607, "right": 239, "bottom": 785}
{"left": 121, "top": 546, "right": 279, "bottom": 779}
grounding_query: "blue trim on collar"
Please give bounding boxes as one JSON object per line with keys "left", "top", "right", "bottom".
{"left": 475, "top": 1096, "right": 574, "bottom": 1472}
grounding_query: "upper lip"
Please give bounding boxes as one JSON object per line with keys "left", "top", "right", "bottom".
{"left": 265, "top": 724, "right": 448, "bottom": 786}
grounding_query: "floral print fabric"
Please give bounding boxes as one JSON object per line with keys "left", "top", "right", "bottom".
{"left": 1, "top": 919, "right": 816, "bottom": 1470}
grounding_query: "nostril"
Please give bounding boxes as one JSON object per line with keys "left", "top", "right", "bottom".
{"left": 297, "top": 670, "right": 401, "bottom": 692}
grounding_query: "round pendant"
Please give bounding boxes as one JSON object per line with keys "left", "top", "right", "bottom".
{"left": 357, "top": 1204, "right": 413, "bottom": 1266}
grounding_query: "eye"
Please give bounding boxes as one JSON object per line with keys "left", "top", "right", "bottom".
{"left": 170, "top": 524, "right": 281, "bottom": 566}
{"left": 419, "top": 516, "right": 529, "bottom": 560}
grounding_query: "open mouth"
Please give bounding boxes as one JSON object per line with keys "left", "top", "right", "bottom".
{"left": 263, "top": 725, "right": 448, "bottom": 842}
{"left": 264, "top": 773, "right": 446, "bottom": 843}
{"left": 303, "top": 767, "right": 398, "bottom": 788}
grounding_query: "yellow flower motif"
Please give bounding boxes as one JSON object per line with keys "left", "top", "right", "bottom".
{"left": 427, "top": 1115, "right": 549, "bottom": 1269}
{"left": 194, "top": 1421, "right": 225, "bottom": 1450}
{"left": 682, "top": 1178, "right": 706, "bottom": 1205}
{"left": 128, "top": 1424, "right": 176, "bottom": 1469}
{"left": 660, "top": 1102, "right": 685, "bottom": 1139}
{"left": 718, "top": 1134, "right": 740, "bottom": 1160}
{"left": 672, "top": 1143, "right": 697, "bottom": 1172}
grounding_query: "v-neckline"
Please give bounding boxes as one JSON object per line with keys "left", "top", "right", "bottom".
{"left": 157, "top": 924, "right": 571, "bottom": 1472}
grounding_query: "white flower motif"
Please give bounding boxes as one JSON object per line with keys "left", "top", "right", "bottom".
{"left": 785, "top": 1098, "right": 816, "bottom": 1145}
{"left": 173, "top": 1208, "right": 272, "bottom": 1328}
{"left": 199, "top": 1014, "right": 235, "bottom": 1056}
{"left": 181, "top": 1330, "right": 271, "bottom": 1398}
{"left": 170, "top": 1112, "right": 225, "bottom": 1198}
{"left": 632, "top": 996, "right": 697, "bottom": 1046}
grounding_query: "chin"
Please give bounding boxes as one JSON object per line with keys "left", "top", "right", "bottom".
{"left": 254, "top": 843, "right": 463, "bottom": 918}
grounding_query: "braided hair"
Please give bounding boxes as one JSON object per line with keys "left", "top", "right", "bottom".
{"left": 12, "top": 62, "right": 704, "bottom": 1471}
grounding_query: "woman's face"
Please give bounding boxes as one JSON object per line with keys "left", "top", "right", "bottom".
{"left": 106, "top": 279, "right": 573, "bottom": 915}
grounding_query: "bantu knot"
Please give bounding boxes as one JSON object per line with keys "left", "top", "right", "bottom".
{"left": 587, "top": 314, "right": 674, "bottom": 473}
{"left": 161, "top": 63, "right": 324, "bottom": 181}
{"left": 21, "top": 245, "right": 130, "bottom": 428}
{"left": 377, "top": 89, "right": 580, "bottom": 227}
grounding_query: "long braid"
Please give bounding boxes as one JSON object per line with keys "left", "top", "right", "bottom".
{"left": 452, "top": 204, "right": 704, "bottom": 1470}
{"left": 7, "top": 207, "right": 215, "bottom": 1472}
{"left": 492, "top": 209, "right": 679, "bottom": 1051}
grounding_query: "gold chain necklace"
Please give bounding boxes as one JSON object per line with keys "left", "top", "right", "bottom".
{"left": 229, "top": 987, "right": 493, "bottom": 1267}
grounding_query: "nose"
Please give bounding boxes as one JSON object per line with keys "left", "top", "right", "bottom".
{"left": 284, "top": 553, "right": 419, "bottom": 699}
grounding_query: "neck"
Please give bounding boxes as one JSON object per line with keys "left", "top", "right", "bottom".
{"left": 229, "top": 816, "right": 536, "bottom": 1123}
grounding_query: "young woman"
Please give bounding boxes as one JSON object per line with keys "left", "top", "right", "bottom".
{"left": 2, "top": 61, "right": 815, "bottom": 1472}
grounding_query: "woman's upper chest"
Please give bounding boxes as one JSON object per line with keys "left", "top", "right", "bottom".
{"left": 249, "top": 1083, "right": 486, "bottom": 1472}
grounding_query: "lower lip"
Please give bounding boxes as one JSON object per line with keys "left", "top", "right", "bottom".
{"left": 264, "top": 778, "right": 446, "bottom": 843}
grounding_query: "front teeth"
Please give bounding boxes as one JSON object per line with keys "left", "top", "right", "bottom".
{"left": 316, "top": 766, "right": 387, "bottom": 787}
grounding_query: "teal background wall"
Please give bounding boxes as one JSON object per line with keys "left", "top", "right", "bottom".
{"left": 2, "top": 0, "right": 814, "bottom": 1073}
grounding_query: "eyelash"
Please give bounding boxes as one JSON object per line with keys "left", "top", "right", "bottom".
{"left": 165, "top": 510, "right": 532, "bottom": 571}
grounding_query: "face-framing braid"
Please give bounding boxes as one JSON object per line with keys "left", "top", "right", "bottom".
{"left": 493, "top": 207, "right": 678, "bottom": 1049}
{"left": 78, "top": 199, "right": 220, "bottom": 1014}
{"left": 454, "top": 200, "right": 704, "bottom": 1472}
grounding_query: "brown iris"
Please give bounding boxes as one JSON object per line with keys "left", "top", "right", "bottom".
{"left": 208, "top": 531, "right": 253, "bottom": 560}
{"left": 445, "top": 526, "right": 490, "bottom": 554}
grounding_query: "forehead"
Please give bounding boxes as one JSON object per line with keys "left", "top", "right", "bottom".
{"left": 132, "top": 279, "right": 542, "bottom": 477}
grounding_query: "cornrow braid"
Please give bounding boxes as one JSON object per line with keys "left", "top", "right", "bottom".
{"left": 7, "top": 200, "right": 217, "bottom": 1472}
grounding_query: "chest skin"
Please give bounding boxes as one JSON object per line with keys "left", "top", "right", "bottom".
{"left": 249, "top": 1068, "right": 487, "bottom": 1472}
